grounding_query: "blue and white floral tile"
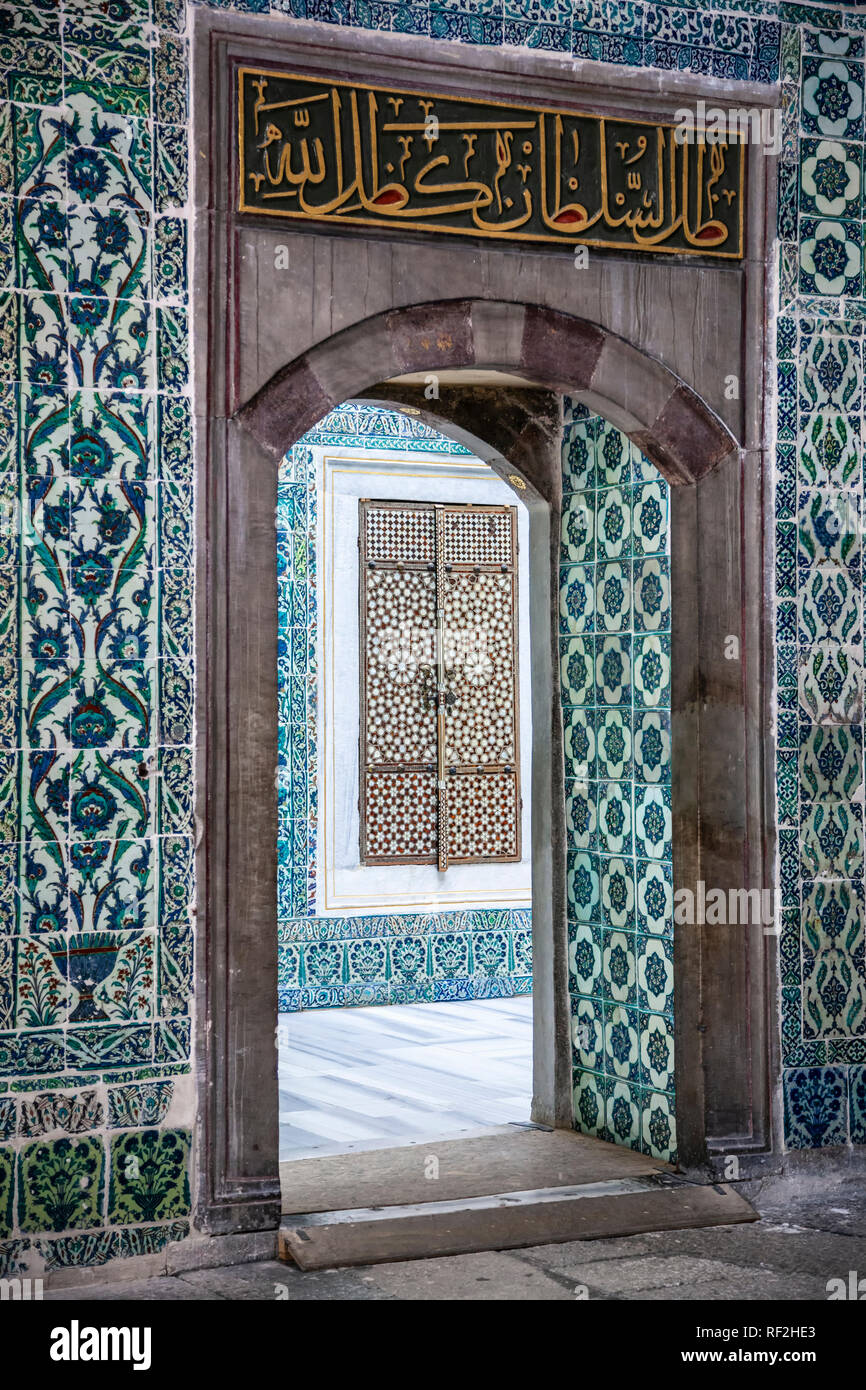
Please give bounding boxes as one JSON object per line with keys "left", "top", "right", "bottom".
{"left": 573, "top": 1068, "right": 607, "bottom": 1141}
{"left": 568, "top": 920, "right": 603, "bottom": 999}
{"left": 799, "top": 217, "right": 862, "bottom": 297}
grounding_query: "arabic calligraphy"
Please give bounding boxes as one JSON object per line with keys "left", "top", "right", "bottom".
{"left": 238, "top": 69, "right": 744, "bottom": 258}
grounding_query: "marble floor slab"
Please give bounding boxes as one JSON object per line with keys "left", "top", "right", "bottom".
{"left": 278, "top": 996, "right": 533, "bottom": 1161}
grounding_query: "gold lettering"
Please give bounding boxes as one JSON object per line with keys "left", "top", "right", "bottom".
{"left": 238, "top": 70, "right": 742, "bottom": 258}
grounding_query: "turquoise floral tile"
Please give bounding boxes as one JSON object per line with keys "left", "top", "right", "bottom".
{"left": 605, "top": 1003, "right": 640, "bottom": 1082}
{"left": 633, "top": 711, "right": 671, "bottom": 784}
{"left": 798, "top": 410, "right": 860, "bottom": 487}
{"left": 595, "top": 635, "right": 631, "bottom": 706}
{"left": 606, "top": 1078, "right": 640, "bottom": 1150}
{"left": 565, "top": 779, "right": 597, "bottom": 851}
{"left": 601, "top": 855, "right": 636, "bottom": 930}
{"left": 572, "top": 996, "right": 604, "bottom": 1075}
{"left": 560, "top": 492, "right": 594, "bottom": 562}
{"left": 798, "top": 564, "right": 860, "bottom": 644}
{"left": 596, "top": 561, "right": 631, "bottom": 633}
{"left": 596, "top": 487, "right": 632, "bottom": 558}
{"left": 642, "top": 1087, "right": 676, "bottom": 1161}
{"left": 598, "top": 783, "right": 632, "bottom": 856}
{"left": 596, "top": 708, "right": 631, "bottom": 780}
{"left": 559, "top": 563, "right": 595, "bottom": 635}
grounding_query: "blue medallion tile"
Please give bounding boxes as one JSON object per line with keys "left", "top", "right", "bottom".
{"left": 565, "top": 779, "right": 597, "bottom": 851}
{"left": 640, "top": 1010, "right": 674, "bottom": 1091}
{"left": 605, "top": 1002, "right": 640, "bottom": 1082}
{"left": 567, "top": 850, "right": 599, "bottom": 925}
{"left": 596, "top": 561, "right": 631, "bottom": 633}
{"left": 563, "top": 706, "right": 596, "bottom": 778}
{"left": 801, "top": 57, "right": 864, "bottom": 141}
{"left": 641, "top": 1087, "right": 676, "bottom": 1162}
{"left": 596, "top": 421, "right": 633, "bottom": 486}
{"left": 601, "top": 855, "right": 636, "bottom": 931}
{"left": 595, "top": 635, "right": 631, "bottom": 706}
{"left": 637, "top": 932, "right": 673, "bottom": 1016}
{"left": 561, "top": 636, "right": 595, "bottom": 707}
{"left": 631, "top": 483, "right": 667, "bottom": 559}
{"left": 571, "top": 995, "right": 604, "bottom": 1075}
{"left": 634, "top": 784, "right": 672, "bottom": 861}
{"left": 602, "top": 927, "right": 636, "bottom": 1005}
{"left": 636, "top": 859, "right": 673, "bottom": 937}
{"left": 560, "top": 492, "right": 594, "bottom": 563}
{"left": 568, "top": 920, "right": 603, "bottom": 998}
{"left": 596, "top": 708, "right": 631, "bottom": 781}
{"left": 596, "top": 486, "right": 631, "bottom": 558}
{"left": 799, "top": 217, "right": 862, "bottom": 298}
{"left": 559, "top": 563, "right": 595, "bottom": 635}
{"left": 633, "top": 634, "right": 670, "bottom": 708}
{"left": 800, "top": 138, "right": 862, "bottom": 220}
{"left": 606, "top": 1078, "right": 641, "bottom": 1150}
{"left": 632, "top": 557, "right": 669, "bottom": 632}
{"left": 573, "top": 1068, "right": 606, "bottom": 1140}
{"left": 633, "top": 711, "right": 671, "bottom": 785}
{"left": 597, "top": 783, "right": 632, "bottom": 857}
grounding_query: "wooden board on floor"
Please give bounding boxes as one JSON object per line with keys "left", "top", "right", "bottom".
{"left": 280, "top": 1125, "right": 667, "bottom": 1214}
{"left": 279, "top": 1180, "right": 758, "bottom": 1270}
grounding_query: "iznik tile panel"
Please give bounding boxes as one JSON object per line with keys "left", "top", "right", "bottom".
{"left": 776, "top": 18, "right": 866, "bottom": 1150}
{"left": 561, "top": 405, "right": 675, "bottom": 1163}
{"left": 0, "top": 0, "right": 194, "bottom": 1274}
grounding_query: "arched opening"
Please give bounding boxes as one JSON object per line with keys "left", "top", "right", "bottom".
{"left": 276, "top": 401, "right": 536, "bottom": 1165}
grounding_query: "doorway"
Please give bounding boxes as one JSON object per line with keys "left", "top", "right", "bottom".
{"left": 193, "top": 11, "right": 775, "bottom": 1238}
{"left": 276, "top": 403, "right": 535, "bottom": 1165}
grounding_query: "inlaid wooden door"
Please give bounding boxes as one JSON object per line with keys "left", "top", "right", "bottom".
{"left": 359, "top": 499, "right": 521, "bottom": 870}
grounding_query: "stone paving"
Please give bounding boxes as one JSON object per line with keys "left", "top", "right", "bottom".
{"left": 46, "top": 1179, "right": 866, "bottom": 1301}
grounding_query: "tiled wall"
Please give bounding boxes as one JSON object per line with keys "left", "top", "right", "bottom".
{"left": 560, "top": 405, "right": 675, "bottom": 1162}
{"left": 1, "top": 0, "right": 865, "bottom": 1276}
{"left": 0, "top": 0, "right": 193, "bottom": 1275}
{"left": 276, "top": 405, "right": 532, "bottom": 1011}
{"left": 776, "top": 17, "right": 866, "bottom": 1148}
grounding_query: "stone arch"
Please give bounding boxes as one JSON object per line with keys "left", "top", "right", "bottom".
{"left": 236, "top": 299, "right": 738, "bottom": 486}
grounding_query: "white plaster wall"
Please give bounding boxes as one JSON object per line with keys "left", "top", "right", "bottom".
{"left": 316, "top": 444, "right": 532, "bottom": 916}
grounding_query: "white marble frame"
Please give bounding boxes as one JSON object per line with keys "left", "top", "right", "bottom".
{"left": 318, "top": 446, "right": 533, "bottom": 915}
